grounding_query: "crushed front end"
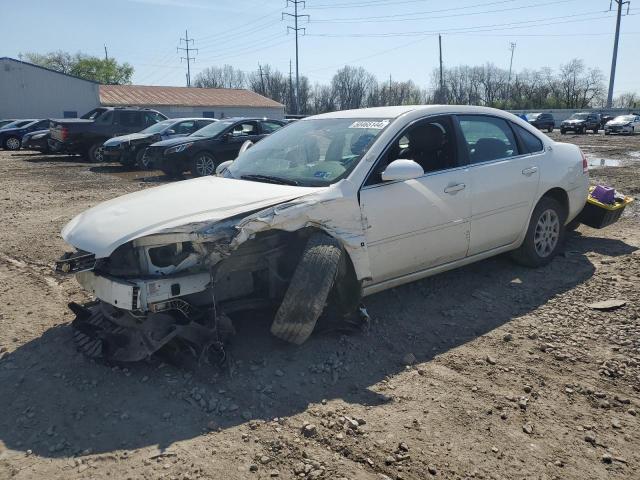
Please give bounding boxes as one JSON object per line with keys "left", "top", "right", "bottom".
{"left": 56, "top": 223, "right": 302, "bottom": 364}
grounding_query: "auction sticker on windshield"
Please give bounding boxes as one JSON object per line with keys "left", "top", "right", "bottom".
{"left": 349, "top": 120, "right": 389, "bottom": 129}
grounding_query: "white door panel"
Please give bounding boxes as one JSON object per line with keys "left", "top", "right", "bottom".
{"left": 360, "top": 169, "right": 471, "bottom": 283}
{"left": 468, "top": 155, "right": 541, "bottom": 255}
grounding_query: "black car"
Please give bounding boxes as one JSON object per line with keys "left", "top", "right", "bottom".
{"left": 147, "top": 117, "right": 286, "bottom": 177}
{"left": 49, "top": 107, "right": 168, "bottom": 162}
{"left": 21, "top": 129, "right": 51, "bottom": 153}
{"left": 526, "top": 112, "right": 555, "bottom": 133}
{"left": 560, "top": 112, "right": 601, "bottom": 134}
{"left": 0, "top": 119, "right": 49, "bottom": 150}
{"left": 103, "top": 117, "right": 217, "bottom": 169}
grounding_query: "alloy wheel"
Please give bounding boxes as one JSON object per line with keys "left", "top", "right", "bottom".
{"left": 195, "top": 155, "right": 215, "bottom": 176}
{"left": 6, "top": 137, "right": 20, "bottom": 150}
{"left": 534, "top": 209, "right": 560, "bottom": 258}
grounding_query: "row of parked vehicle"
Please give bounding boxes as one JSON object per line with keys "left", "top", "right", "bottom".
{"left": 525, "top": 111, "right": 640, "bottom": 135}
{"left": 0, "top": 107, "right": 287, "bottom": 177}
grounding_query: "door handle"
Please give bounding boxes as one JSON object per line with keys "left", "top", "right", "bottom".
{"left": 522, "top": 166, "right": 538, "bottom": 176}
{"left": 444, "top": 183, "right": 466, "bottom": 194}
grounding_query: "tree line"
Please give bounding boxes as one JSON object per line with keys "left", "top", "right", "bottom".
{"left": 195, "top": 59, "right": 638, "bottom": 114}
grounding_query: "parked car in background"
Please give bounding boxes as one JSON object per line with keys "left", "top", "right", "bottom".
{"left": 604, "top": 114, "right": 640, "bottom": 135}
{"left": 21, "top": 129, "right": 51, "bottom": 153}
{"left": 103, "top": 117, "right": 217, "bottom": 169}
{"left": 0, "top": 119, "right": 38, "bottom": 132}
{"left": 526, "top": 112, "right": 555, "bottom": 132}
{"left": 49, "top": 107, "right": 168, "bottom": 162}
{"left": 146, "top": 117, "right": 285, "bottom": 177}
{"left": 600, "top": 114, "right": 615, "bottom": 128}
{"left": 0, "top": 119, "right": 18, "bottom": 129}
{"left": 56, "top": 105, "right": 591, "bottom": 361}
{"left": 0, "top": 119, "right": 49, "bottom": 150}
{"left": 560, "top": 112, "right": 601, "bottom": 134}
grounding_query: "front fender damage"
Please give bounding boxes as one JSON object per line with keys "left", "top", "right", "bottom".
{"left": 66, "top": 188, "right": 371, "bottom": 364}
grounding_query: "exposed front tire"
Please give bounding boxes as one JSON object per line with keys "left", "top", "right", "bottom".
{"left": 4, "top": 136, "right": 21, "bottom": 151}
{"left": 191, "top": 152, "right": 217, "bottom": 177}
{"left": 134, "top": 148, "right": 150, "bottom": 170}
{"left": 87, "top": 142, "right": 105, "bottom": 163}
{"left": 560, "top": 129, "right": 566, "bottom": 135}
{"left": 547, "top": 126, "right": 553, "bottom": 133}
{"left": 271, "top": 232, "right": 343, "bottom": 345}
{"left": 511, "top": 196, "right": 566, "bottom": 268}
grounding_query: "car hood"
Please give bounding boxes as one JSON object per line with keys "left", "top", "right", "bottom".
{"left": 606, "top": 120, "right": 631, "bottom": 126}
{"left": 62, "top": 176, "right": 321, "bottom": 258}
{"left": 563, "top": 119, "right": 586, "bottom": 124}
{"left": 104, "top": 133, "right": 153, "bottom": 146}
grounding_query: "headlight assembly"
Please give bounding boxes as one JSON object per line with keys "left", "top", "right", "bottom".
{"left": 165, "top": 142, "right": 193, "bottom": 155}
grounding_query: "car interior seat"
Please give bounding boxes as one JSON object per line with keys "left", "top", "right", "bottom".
{"left": 398, "top": 123, "right": 446, "bottom": 172}
{"left": 472, "top": 138, "right": 508, "bottom": 162}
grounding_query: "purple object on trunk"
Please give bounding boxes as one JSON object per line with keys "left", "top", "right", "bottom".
{"left": 591, "top": 185, "right": 615, "bottom": 204}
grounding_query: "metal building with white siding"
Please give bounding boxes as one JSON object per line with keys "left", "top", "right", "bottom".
{"left": 99, "top": 85, "right": 285, "bottom": 120}
{"left": 0, "top": 57, "right": 100, "bottom": 119}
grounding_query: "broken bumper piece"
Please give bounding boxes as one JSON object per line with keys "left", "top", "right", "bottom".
{"left": 69, "top": 301, "right": 231, "bottom": 363}
{"left": 55, "top": 250, "right": 96, "bottom": 274}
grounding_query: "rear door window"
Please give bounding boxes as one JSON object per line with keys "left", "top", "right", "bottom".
{"left": 457, "top": 115, "right": 519, "bottom": 163}
{"left": 512, "top": 124, "right": 544, "bottom": 154}
{"left": 96, "top": 111, "right": 113, "bottom": 125}
{"left": 118, "top": 111, "right": 142, "bottom": 128}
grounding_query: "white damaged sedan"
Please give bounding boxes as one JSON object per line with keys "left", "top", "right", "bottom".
{"left": 57, "top": 105, "right": 589, "bottom": 362}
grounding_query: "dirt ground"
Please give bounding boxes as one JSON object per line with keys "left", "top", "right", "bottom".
{"left": 0, "top": 131, "right": 639, "bottom": 480}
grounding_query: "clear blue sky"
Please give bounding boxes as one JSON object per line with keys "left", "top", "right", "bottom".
{"left": 4, "top": 0, "right": 639, "bottom": 95}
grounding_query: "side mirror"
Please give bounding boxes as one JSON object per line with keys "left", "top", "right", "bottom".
{"left": 216, "top": 160, "right": 233, "bottom": 175}
{"left": 166, "top": 129, "right": 176, "bottom": 135}
{"left": 381, "top": 159, "right": 424, "bottom": 182}
{"left": 221, "top": 133, "right": 230, "bottom": 142}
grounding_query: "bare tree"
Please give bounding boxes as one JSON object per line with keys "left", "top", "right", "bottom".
{"left": 194, "top": 65, "right": 246, "bottom": 89}
{"left": 331, "top": 66, "right": 376, "bottom": 110}
{"left": 614, "top": 92, "right": 639, "bottom": 108}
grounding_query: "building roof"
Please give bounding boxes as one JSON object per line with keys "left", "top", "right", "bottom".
{"left": 99, "top": 85, "right": 284, "bottom": 109}
{"left": 0, "top": 57, "right": 99, "bottom": 84}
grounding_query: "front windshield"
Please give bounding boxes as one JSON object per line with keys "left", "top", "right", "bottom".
{"left": 227, "top": 118, "right": 390, "bottom": 187}
{"left": 570, "top": 113, "right": 589, "bottom": 120}
{"left": 526, "top": 113, "right": 540, "bottom": 120}
{"left": 191, "top": 120, "right": 234, "bottom": 138}
{"left": 614, "top": 115, "right": 634, "bottom": 122}
{"left": 141, "top": 119, "right": 174, "bottom": 134}
{"left": 81, "top": 108, "right": 107, "bottom": 120}
{"left": 1, "top": 120, "right": 30, "bottom": 130}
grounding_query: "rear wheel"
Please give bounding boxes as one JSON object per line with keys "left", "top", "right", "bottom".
{"left": 191, "top": 152, "right": 217, "bottom": 177}
{"left": 547, "top": 126, "right": 553, "bottom": 133}
{"left": 4, "top": 136, "right": 21, "bottom": 151}
{"left": 511, "top": 196, "right": 566, "bottom": 267}
{"left": 135, "top": 148, "right": 149, "bottom": 169}
{"left": 593, "top": 127, "right": 599, "bottom": 134}
{"left": 560, "top": 129, "right": 566, "bottom": 135}
{"left": 87, "top": 142, "right": 105, "bottom": 163}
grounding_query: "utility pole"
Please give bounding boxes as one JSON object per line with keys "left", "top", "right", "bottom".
{"left": 507, "top": 42, "right": 516, "bottom": 102}
{"left": 283, "top": 0, "right": 309, "bottom": 114}
{"left": 438, "top": 34, "right": 444, "bottom": 103}
{"left": 177, "top": 30, "right": 198, "bottom": 87}
{"left": 607, "top": 0, "right": 631, "bottom": 108}
{"left": 104, "top": 44, "right": 109, "bottom": 61}
{"left": 289, "top": 60, "right": 295, "bottom": 113}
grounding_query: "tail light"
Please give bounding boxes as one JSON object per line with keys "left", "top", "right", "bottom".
{"left": 580, "top": 149, "right": 588, "bottom": 174}
{"left": 61, "top": 127, "right": 69, "bottom": 141}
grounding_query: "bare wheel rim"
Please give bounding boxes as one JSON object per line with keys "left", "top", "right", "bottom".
{"left": 6, "top": 137, "right": 20, "bottom": 150}
{"left": 139, "top": 150, "right": 150, "bottom": 168}
{"left": 196, "top": 155, "right": 215, "bottom": 175}
{"left": 534, "top": 209, "right": 560, "bottom": 258}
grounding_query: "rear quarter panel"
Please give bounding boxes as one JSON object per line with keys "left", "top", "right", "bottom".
{"left": 537, "top": 141, "right": 589, "bottom": 223}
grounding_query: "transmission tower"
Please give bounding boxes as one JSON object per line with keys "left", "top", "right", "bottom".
{"left": 282, "top": 0, "right": 309, "bottom": 114}
{"left": 606, "top": 0, "right": 631, "bottom": 108}
{"left": 177, "top": 30, "right": 198, "bottom": 87}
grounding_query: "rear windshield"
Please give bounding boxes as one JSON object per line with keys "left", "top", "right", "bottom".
{"left": 569, "top": 113, "right": 589, "bottom": 120}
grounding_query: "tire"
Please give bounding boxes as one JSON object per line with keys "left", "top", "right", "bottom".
{"left": 135, "top": 148, "right": 150, "bottom": 170}
{"left": 87, "top": 142, "right": 105, "bottom": 163}
{"left": 271, "top": 233, "right": 343, "bottom": 345}
{"left": 4, "top": 136, "right": 21, "bottom": 151}
{"left": 161, "top": 166, "right": 182, "bottom": 178}
{"left": 560, "top": 129, "right": 566, "bottom": 135}
{"left": 191, "top": 152, "right": 217, "bottom": 177}
{"left": 547, "top": 126, "right": 553, "bottom": 133}
{"left": 605, "top": 131, "right": 610, "bottom": 136}
{"left": 593, "top": 127, "right": 599, "bottom": 134}
{"left": 511, "top": 196, "right": 566, "bottom": 268}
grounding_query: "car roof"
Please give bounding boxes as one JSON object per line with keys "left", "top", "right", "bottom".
{"left": 167, "top": 117, "right": 217, "bottom": 122}
{"left": 308, "top": 105, "right": 519, "bottom": 120}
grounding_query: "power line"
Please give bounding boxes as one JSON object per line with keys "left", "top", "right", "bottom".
{"left": 282, "top": 0, "right": 310, "bottom": 114}
{"left": 177, "top": 30, "right": 198, "bottom": 87}
{"left": 311, "top": 0, "right": 585, "bottom": 24}
{"left": 606, "top": 0, "right": 631, "bottom": 107}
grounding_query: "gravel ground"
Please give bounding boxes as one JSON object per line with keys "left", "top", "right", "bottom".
{"left": 0, "top": 131, "right": 639, "bottom": 480}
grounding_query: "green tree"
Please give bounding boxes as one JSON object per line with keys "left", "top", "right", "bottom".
{"left": 22, "top": 51, "right": 134, "bottom": 84}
